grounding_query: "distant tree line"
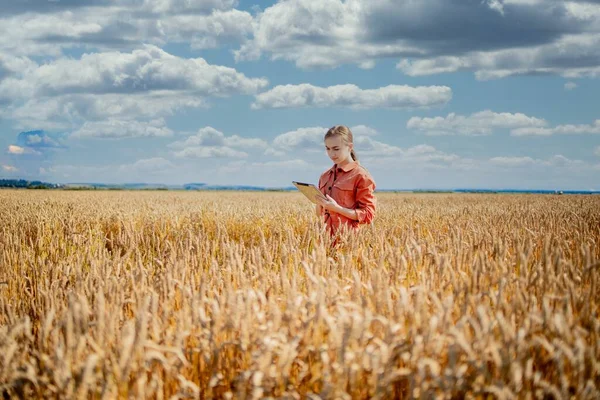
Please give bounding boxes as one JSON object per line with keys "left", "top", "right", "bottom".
{"left": 0, "top": 179, "right": 62, "bottom": 189}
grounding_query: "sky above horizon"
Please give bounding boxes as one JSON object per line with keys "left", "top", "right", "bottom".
{"left": 1, "top": 0, "right": 599, "bottom": 190}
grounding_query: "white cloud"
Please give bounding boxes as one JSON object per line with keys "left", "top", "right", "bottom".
{"left": 355, "top": 137, "right": 403, "bottom": 157}
{"left": 119, "top": 157, "right": 174, "bottom": 173}
{"left": 486, "top": 0, "right": 505, "bottom": 15}
{"left": 7, "top": 145, "right": 25, "bottom": 155}
{"left": 167, "top": 127, "right": 269, "bottom": 164}
{"left": 407, "top": 110, "right": 547, "bottom": 136}
{"left": 271, "top": 124, "right": 459, "bottom": 163}
{"left": 0, "top": 2, "right": 251, "bottom": 56}
{"left": 397, "top": 34, "right": 600, "bottom": 80}
{"left": 169, "top": 127, "right": 258, "bottom": 159}
{"left": 358, "top": 139, "right": 459, "bottom": 162}
{"left": 161, "top": 10, "right": 254, "bottom": 50}
{"left": 0, "top": 53, "right": 36, "bottom": 82}
{"left": 2, "top": 164, "right": 18, "bottom": 172}
{"left": 350, "top": 125, "right": 379, "bottom": 137}
{"left": 272, "top": 127, "right": 326, "bottom": 150}
{"left": 6, "top": 93, "right": 206, "bottom": 131}
{"left": 489, "top": 156, "right": 537, "bottom": 167}
{"left": 4, "top": 45, "right": 267, "bottom": 98}
{"left": 71, "top": 119, "right": 174, "bottom": 139}
{"left": 7, "top": 145, "right": 40, "bottom": 155}
{"left": 511, "top": 119, "right": 600, "bottom": 136}
{"left": 564, "top": 81, "right": 578, "bottom": 90}
{"left": 272, "top": 124, "right": 384, "bottom": 151}
{"left": 235, "top": 0, "right": 382, "bottom": 68}
{"left": 274, "top": 125, "right": 389, "bottom": 155}
{"left": 169, "top": 126, "right": 269, "bottom": 150}
{"left": 172, "top": 146, "right": 248, "bottom": 159}
{"left": 238, "top": 0, "right": 600, "bottom": 79}
{"left": 253, "top": 84, "right": 452, "bottom": 110}
{"left": 3, "top": 0, "right": 599, "bottom": 81}
{"left": 1, "top": 46, "right": 267, "bottom": 128}
{"left": 489, "top": 154, "right": 585, "bottom": 168}
{"left": 264, "top": 148, "right": 286, "bottom": 157}
{"left": 0, "top": 12, "right": 107, "bottom": 57}
{"left": 129, "top": 0, "right": 239, "bottom": 15}
{"left": 250, "top": 159, "right": 311, "bottom": 169}
{"left": 271, "top": 124, "right": 380, "bottom": 152}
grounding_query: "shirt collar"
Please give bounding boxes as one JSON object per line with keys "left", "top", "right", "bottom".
{"left": 329, "top": 161, "right": 358, "bottom": 174}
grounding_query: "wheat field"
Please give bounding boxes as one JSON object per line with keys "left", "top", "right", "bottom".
{"left": 0, "top": 190, "right": 598, "bottom": 399}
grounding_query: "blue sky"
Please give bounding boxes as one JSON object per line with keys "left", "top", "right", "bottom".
{"left": 1, "top": 0, "right": 599, "bottom": 190}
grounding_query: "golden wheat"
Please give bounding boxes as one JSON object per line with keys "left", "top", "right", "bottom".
{"left": 0, "top": 190, "right": 598, "bottom": 399}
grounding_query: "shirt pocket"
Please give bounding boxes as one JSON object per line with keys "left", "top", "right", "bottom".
{"left": 333, "top": 180, "right": 356, "bottom": 208}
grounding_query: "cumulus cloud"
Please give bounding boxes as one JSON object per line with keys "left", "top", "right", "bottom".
{"left": 564, "top": 81, "right": 578, "bottom": 90}
{"left": 169, "top": 127, "right": 265, "bottom": 159}
{"left": 7, "top": 145, "right": 41, "bottom": 155}
{"left": 72, "top": 119, "right": 174, "bottom": 139}
{"left": 407, "top": 110, "right": 547, "bottom": 136}
{"left": 271, "top": 124, "right": 414, "bottom": 154}
{"left": 397, "top": 33, "right": 600, "bottom": 80}
{"left": 3, "top": 0, "right": 600, "bottom": 81}
{"left": 354, "top": 137, "right": 403, "bottom": 157}
{"left": 169, "top": 126, "right": 268, "bottom": 150}
{"left": 2, "top": 164, "right": 18, "bottom": 172}
{"left": 489, "top": 154, "right": 585, "bottom": 167}
{"left": 271, "top": 125, "right": 380, "bottom": 151}
{"left": 350, "top": 125, "right": 379, "bottom": 137}
{"left": 357, "top": 139, "right": 460, "bottom": 162}
{"left": 1, "top": 46, "right": 267, "bottom": 129}
{"left": 271, "top": 124, "right": 459, "bottom": 163}
{"left": 124, "top": 0, "right": 239, "bottom": 15}
{"left": 161, "top": 10, "right": 254, "bottom": 50}
{"left": 272, "top": 127, "right": 327, "bottom": 150}
{"left": 118, "top": 157, "right": 174, "bottom": 173}
{"left": 253, "top": 84, "right": 452, "bottom": 109}
{"left": 0, "top": 53, "right": 36, "bottom": 84}
{"left": 4, "top": 45, "right": 267, "bottom": 98}
{"left": 511, "top": 119, "right": 600, "bottom": 136}
{"left": 237, "top": 0, "right": 600, "bottom": 79}
{"left": 489, "top": 156, "right": 537, "bottom": 167}
{"left": 250, "top": 159, "right": 312, "bottom": 169}
{"left": 7, "top": 145, "right": 25, "bottom": 155}
{"left": 6, "top": 93, "right": 205, "bottom": 131}
{"left": 173, "top": 147, "right": 248, "bottom": 159}
{"left": 0, "top": 1, "right": 250, "bottom": 56}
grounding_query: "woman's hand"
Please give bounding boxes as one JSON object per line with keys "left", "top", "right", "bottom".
{"left": 317, "top": 194, "right": 340, "bottom": 213}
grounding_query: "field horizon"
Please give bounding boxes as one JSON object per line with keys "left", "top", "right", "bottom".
{"left": 1, "top": 177, "right": 599, "bottom": 195}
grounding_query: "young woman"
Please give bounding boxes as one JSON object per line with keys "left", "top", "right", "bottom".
{"left": 316, "top": 125, "right": 376, "bottom": 234}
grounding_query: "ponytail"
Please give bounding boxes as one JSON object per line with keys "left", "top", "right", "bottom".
{"left": 350, "top": 149, "right": 358, "bottom": 161}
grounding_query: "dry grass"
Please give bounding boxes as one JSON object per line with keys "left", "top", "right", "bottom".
{"left": 0, "top": 190, "right": 598, "bottom": 399}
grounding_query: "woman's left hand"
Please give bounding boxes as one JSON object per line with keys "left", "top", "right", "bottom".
{"left": 317, "top": 194, "right": 340, "bottom": 212}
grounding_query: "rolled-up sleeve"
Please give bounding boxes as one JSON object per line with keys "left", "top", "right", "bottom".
{"left": 355, "top": 173, "right": 376, "bottom": 224}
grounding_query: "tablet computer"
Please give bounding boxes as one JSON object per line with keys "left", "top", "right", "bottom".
{"left": 292, "top": 181, "right": 327, "bottom": 204}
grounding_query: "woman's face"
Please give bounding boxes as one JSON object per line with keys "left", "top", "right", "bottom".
{"left": 325, "top": 135, "right": 353, "bottom": 165}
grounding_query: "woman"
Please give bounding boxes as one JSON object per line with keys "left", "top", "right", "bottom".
{"left": 316, "top": 125, "right": 376, "bottom": 235}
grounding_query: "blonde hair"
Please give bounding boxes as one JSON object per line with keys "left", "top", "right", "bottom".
{"left": 324, "top": 125, "right": 358, "bottom": 161}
